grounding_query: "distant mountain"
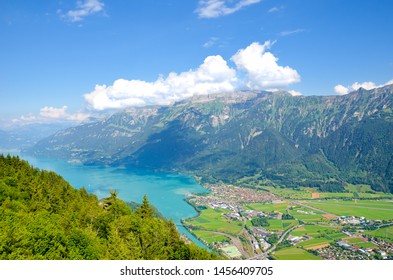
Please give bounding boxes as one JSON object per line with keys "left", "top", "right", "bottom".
{"left": 0, "top": 123, "right": 72, "bottom": 151}
{"left": 26, "top": 85, "right": 393, "bottom": 193}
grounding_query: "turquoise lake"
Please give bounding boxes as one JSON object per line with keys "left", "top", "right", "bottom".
{"left": 10, "top": 153, "right": 209, "bottom": 248}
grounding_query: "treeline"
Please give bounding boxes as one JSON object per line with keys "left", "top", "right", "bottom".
{"left": 0, "top": 154, "right": 219, "bottom": 260}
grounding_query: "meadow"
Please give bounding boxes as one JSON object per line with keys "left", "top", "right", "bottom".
{"left": 364, "top": 226, "right": 393, "bottom": 241}
{"left": 184, "top": 207, "right": 243, "bottom": 235}
{"left": 191, "top": 230, "right": 230, "bottom": 244}
{"left": 303, "top": 199, "right": 393, "bottom": 220}
{"left": 244, "top": 202, "right": 288, "bottom": 213}
{"left": 291, "top": 225, "right": 343, "bottom": 238}
{"left": 271, "top": 247, "right": 322, "bottom": 260}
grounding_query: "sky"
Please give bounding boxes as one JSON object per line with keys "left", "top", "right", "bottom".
{"left": 1, "top": 0, "right": 393, "bottom": 127}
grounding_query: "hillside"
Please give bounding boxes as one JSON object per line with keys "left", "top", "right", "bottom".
{"left": 0, "top": 154, "right": 219, "bottom": 260}
{"left": 26, "top": 85, "right": 393, "bottom": 193}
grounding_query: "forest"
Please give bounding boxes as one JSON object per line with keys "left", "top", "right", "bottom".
{"left": 0, "top": 154, "right": 219, "bottom": 260}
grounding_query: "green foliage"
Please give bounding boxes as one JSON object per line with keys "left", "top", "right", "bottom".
{"left": 251, "top": 216, "right": 270, "bottom": 227}
{"left": 0, "top": 155, "right": 219, "bottom": 260}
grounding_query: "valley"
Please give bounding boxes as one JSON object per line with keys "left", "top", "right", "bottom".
{"left": 184, "top": 182, "right": 393, "bottom": 260}
{"left": 14, "top": 85, "right": 393, "bottom": 260}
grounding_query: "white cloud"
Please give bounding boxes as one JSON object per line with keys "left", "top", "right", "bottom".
{"left": 84, "top": 41, "right": 301, "bottom": 111}
{"left": 64, "top": 0, "right": 105, "bottom": 22}
{"left": 84, "top": 55, "right": 237, "bottom": 110}
{"left": 268, "top": 6, "right": 279, "bottom": 13}
{"left": 288, "top": 90, "right": 302, "bottom": 96}
{"left": 203, "top": 37, "right": 220, "bottom": 48}
{"left": 11, "top": 106, "right": 89, "bottom": 126}
{"left": 334, "top": 79, "right": 393, "bottom": 95}
{"left": 40, "top": 106, "right": 90, "bottom": 122}
{"left": 196, "top": 0, "right": 262, "bottom": 18}
{"left": 334, "top": 84, "right": 350, "bottom": 95}
{"left": 279, "top": 29, "right": 305, "bottom": 37}
{"left": 231, "top": 41, "right": 301, "bottom": 89}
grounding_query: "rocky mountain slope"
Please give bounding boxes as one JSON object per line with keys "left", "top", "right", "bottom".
{"left": 26, "top": 85, "right": 393, "bottom": 193}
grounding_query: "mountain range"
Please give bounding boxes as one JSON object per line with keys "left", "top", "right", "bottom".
{"left": 26, "top": 85, "right": 393, "bottom": 193}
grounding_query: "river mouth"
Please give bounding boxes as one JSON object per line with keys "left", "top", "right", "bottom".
{"left": 4, "top": 152, "right": 209, "bottom": 249}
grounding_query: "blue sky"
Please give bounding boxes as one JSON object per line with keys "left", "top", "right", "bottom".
{"left": 1, "top": 0, "right": 392, "bottom": 126}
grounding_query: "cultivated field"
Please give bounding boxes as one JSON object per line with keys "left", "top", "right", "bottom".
{"left": 184, "top": 207, "right": 243, "bottom": 235}
{"left": 364, "top": 226, "right": 393, "bottom": 241}
{"left": 272, "top": 247, "right": 322, "bottom": 260}
{"left": 303, "top": 199, "right": 393, "bottom": 220}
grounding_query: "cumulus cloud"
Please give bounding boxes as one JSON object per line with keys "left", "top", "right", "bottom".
{"left": 196, "top": 0, "right": 262, "bottom": 18}
{"left": 231, "top": 41, "right": 301, "bottom": 89}
{"left": 40, "top": 106, "right": 90, "bottom": 122}
{"left": 63, "top": 0, "right": 105, "bottom": 22}
{"left": 11, "top": 106, "right": 90, "bottom": 126}
{"left": 334, "top": 79, "right": 393, "bottom": 95}
{"left": 84, "top": 41, "right": 301, "bottom": 111}
{"left": 85, "top": 55, "right": 237, "bottom": 110}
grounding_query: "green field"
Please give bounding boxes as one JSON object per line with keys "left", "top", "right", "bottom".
{"left": 298, "top": 237, "right": 331, "bottom": 249}
{"left": 344, "top": 237, "right": 377, "bottom": 249}
{"left": 244, "top": 202, "right": 288, "bottom": 214}
{"left": 291, "top": 225, "right": 342, "bottom": 238}
{"left": 221, "top": 245, "right": 242, "bottom": 258}
{"left": 303, "top": 199, "right": 393, "bottom": 220}
{"left": 260, "top": 219, "right": 297, "bottom": 231}
{"left": 262, "top": 185, "right": 393, "bottom": 200}
{"left": 272, "top": 247, "right": 322, "bottom": 260}
{"left": 365, "top": 226, "right": 393, "bottom": 241}
{"left": 289, "top": 206, "right": 329, "bottom": 223}
{"left": 262, "top": 187, "right": 312, "bottom": 199}
{"left": 184, "top": 207, "right": 243, "bottom": 235}
{"left": 192, "top": 230, "right": 230, "bottom": 244}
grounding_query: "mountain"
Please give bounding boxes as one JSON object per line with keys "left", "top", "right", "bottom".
{"left": 0, "top": 123, "right": 72, "bottom": 151}
{"left": 26, "top": 85, "right": 393, "bottom": 193}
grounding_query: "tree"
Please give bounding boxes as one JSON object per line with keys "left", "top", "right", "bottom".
{"left": 137, "top": 195, "right": 154, "bottom": 219}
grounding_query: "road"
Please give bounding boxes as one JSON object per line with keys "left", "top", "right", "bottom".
{"left": 248, "top": 222, "right": 301, "bottom": 260}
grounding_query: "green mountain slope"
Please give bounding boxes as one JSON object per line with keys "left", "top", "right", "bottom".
{"left": 0, "top": 154, "right": 219, "bottom": 260}
{"left": 26, "top": 85, "right": 393, "bottom": 193}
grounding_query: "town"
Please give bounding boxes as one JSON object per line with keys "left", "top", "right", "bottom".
{"left": 183, "top": 183, "right": 393, "bottom": 260}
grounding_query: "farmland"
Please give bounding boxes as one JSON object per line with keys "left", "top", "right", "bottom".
{"left": 303, "top": 199, "right": 393, "bottom": 220}
{"left": 184, "top": 207, "right": 243, "bottom": 235}
{"left": 364, "top": 226, "right": 393, "bottom": 242}
{"left": 184, "top": 182, "right": 393, "bottom": 260}
{"left": 271, "top": 247, "right": 323, "bottom": 260}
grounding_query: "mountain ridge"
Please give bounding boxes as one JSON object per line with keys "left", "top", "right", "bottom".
{"left": 26, "top": 85, "right": 393, "bottom": 193}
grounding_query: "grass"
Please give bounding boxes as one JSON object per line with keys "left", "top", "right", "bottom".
{"left": 344, "top": 237, "right": 377, "bottom": 249}
{"left": 289, "top": 206, "right": 329, "bottom": 223}
{"left": 298, "top": 237, "right": 331, "bottom": 249}
{"left": 262, "top": 219, "right": 297, "bottom": 231}
{"left": 192, "top": 230, "right": 230, "bottom": 244}
{"left": 244, "top": 202, "right": 288, "bottom": 214}
{"left": 184, "top": 207, "right": 243, "bottom": 235}
{"left": 221, "top": 245, "right": 242, "bottom": 258}
{"left": 272, "top": 247, "right": 322, "bottom": 260}
{"left": 291, "top": 224, "right": 342, "bottom": 238}
{"left": 262, "top": 185, "right": 393, "bottom": 200}
{"left": 364, "top": 226, "right": 393, "bottom": 242}
{"left": 303, "top": 199, "right": 393, "bottom": 220}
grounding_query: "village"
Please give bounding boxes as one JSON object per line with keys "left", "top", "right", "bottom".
{"left": 185, "top": 183, "right": 393, "bottom": 260}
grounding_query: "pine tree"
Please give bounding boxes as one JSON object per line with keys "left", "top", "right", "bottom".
{"left": 137, "top": 194, "right": 154, "bottom": 219}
